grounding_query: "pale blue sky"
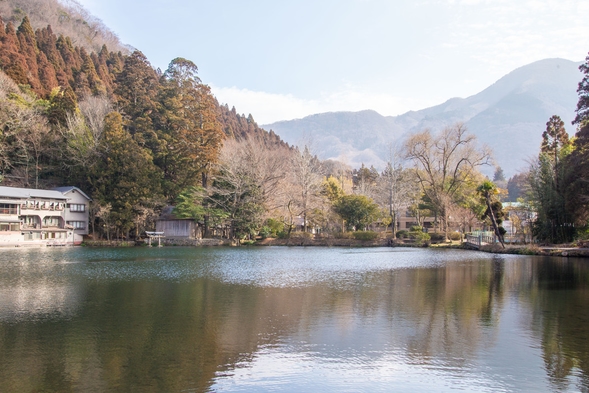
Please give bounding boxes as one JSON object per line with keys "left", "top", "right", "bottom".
{"left": 76, "top": 0, "right": 589, "bottom": 124}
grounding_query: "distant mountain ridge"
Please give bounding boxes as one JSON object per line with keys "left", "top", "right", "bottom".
{"left": 263, "top": 58, "right": 581, "bottom": 176}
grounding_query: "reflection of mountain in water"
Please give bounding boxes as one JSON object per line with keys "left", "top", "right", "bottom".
{"left": 0, "top": 249, "right": 588, "bottom": 392}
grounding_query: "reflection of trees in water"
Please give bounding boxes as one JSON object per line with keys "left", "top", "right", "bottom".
{"left": 518, "top": 257, "right": 589, "bottom": 392}
{"left": 3, "top": 256, "right": 589, "bottom": 391}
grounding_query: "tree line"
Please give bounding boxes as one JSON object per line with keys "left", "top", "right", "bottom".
{"left": 0, "top": 16, "right": 286, "bottom": 239}
{"left": 1, "top": 13, "right": 588, "bottom": 244}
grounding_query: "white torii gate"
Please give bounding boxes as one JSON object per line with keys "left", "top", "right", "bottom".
{"left": 145, "top": 231, "right": 165, "bottom": 247}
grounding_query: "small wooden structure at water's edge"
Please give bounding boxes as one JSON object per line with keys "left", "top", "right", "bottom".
{"left": 465, "top": 231, "right": 497, "bottom": 249}
{"left": 155, "top": 206, "right": 202, "bottom": 239}
{"left": 145, "top": 231, "right": 165, "bottom": 247}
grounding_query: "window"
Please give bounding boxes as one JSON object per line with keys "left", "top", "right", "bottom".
{"left": 24, "top": 232, "right": 41, "bottom": 241}
{"left": 0, "top": 223, "right": 19, "bottom": 231}
{"left": 68, "top": 204, "right": 86, "bottom": 212}
{"left": 0, "top": 204, "right": 18, "bottom": 215}
{"left": 43, "top": 216, "right": 60, "bottom": 227}
{"left": 68, "top": 221, "right": 86, "bottom": 229}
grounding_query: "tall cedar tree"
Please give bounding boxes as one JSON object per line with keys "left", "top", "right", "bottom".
{"left": 573, "top": 52, "right": 589, "bottom": 126}
{"left": 0, "top": 19, "right": 29, "bottom": 85}
{"left": 16, "top": 16, "right": 43, "bottom": 94}
{"left": 564, "top": 123, "right": 589, "bottom": 226}
{"left": 156, "top": 57, "right": 224, "bottom": 200}
{"left": 90, "top": 112, "right": 160, "bottom": 238}
{"left": 541, "top": 115, "right": 570, "bottom": 190}
{"left": 529, "top": 116, "right": 573, "bottom": 243}
{"left": 114, "top": 50, "right": 160, "bottom": 151}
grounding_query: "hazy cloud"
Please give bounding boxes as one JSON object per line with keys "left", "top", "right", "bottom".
{"left": 211, "top": 85, "right": 443, "bottom": 124}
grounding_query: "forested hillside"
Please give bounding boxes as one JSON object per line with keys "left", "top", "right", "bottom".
{"left": 0, "top": 14, "right": 288, "bottom": 238}
{"left": 0, "top": 0, "right": 126, "bottom": 53}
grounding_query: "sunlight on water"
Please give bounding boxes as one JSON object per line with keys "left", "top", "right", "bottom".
{"left": 0, "top": 247, "right": 588, "bottom": 392}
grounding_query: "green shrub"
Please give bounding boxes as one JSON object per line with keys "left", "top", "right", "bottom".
{"left": 264, "top": 218, "right": 285, "bottom": 237}
{"left": 396, "top": 230, "right": 409, "bottom": 239}
{"left": 259, "top": 226, "right": 272, "bottom": 239}
{"left": 352, "top": 231, "right": 379, "bottom": 241}
{"left": 241, "top": 240, "right": 256, "bottom": 246}
{"left": 411, "top": 231, "right": 430, "bottom": 242}
{"left": 411, "top": 225, "right": 423, "bottom": 232}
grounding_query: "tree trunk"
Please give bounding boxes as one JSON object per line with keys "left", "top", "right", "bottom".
{"left": 484, "top": 192, "right": 505, "bottom": 248}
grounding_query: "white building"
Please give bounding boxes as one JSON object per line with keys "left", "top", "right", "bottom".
{"left": 0, "top": 186, "right": 91, "bottom": 247}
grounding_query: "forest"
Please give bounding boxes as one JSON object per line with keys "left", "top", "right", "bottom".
{"left": 0, "top": 12, "right": 588, "bottom": 245}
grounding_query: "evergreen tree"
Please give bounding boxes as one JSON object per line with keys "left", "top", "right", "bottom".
{"left": 528, "top": 118, "right": 574, "bottom": 243}
{"left": 493, "top": 167, "right": 505, "bottom": 182}
{"left": 90, "top": 112, "right": 161, "bottom": 238}
{"left": 47, "top": 85, "right": 77, "bottom": 126}
{"left": 564, "top": 123, "right": 589, "bottom": 228}
{"left": 114, "top": 50, "right": 160, "bottom": 150}
{"left": 573, "top": 52, "right": 589, "bottom": 126}
{"left": 16, "top": 16, "right": 42, "bottom": 94}
{"left": 0, "top": 20, "right": 29, "bottom": 85}
{"left": 36, "top": 51, "right": 58, "bottom": 94}
{"left": 156, "top": 57, "right": 224, "bottom": 200}
{"left": 333, "top": 194, "right": 380, "bottom": 231}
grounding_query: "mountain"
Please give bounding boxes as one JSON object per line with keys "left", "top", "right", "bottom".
{"left": 263, "top": 58, "right": 581, "bottom": 176}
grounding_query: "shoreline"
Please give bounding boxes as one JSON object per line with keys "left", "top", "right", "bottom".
{"left": 75, "top": 238, "right": 589, "bottom": 258}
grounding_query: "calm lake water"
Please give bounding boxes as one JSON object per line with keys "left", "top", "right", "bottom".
{"left": 0, "top": 246, "right": 588, "bottom": 392}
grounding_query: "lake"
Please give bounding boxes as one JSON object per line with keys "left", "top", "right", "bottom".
{"left": 0, "top": 246, "right": 588, "bottom": 392}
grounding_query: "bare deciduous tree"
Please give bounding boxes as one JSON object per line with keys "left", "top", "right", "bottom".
{"left": 212, "top": 136, "right": 288, "bottom": 239}
{"left": 62, "top": 95, "right": 112, "bottom": 169}
{"left": 289, "top": 145, "right": 323, "bottom": 233}
{"left": 375, "top": 147, "right": 417, "bottom": 237}
{"left": 404, "top": 123, "right": 492, "bottom": 240}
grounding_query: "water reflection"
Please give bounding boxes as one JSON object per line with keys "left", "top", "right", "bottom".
{"left": 0, "top": 247, "right": 588, "bottom": 392}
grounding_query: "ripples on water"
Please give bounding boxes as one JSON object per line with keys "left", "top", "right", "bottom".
{"left": 0, "top": 246, "right": 588, "bottom": 392}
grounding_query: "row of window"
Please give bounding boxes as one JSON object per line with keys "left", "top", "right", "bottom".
{"left": 0, "top": 221, "right": 86, "bottom": 231}
{"left": 0, "top": 223, "right": 20, "bottom": 231}
{"left": 24, "top": 232, "right": 68, "bottom": 241}
{"left": 0, "top": 203, "right": 86, "bottom": 214}
{"left": 0, "top": 204, "right": 18, "bottom": 215}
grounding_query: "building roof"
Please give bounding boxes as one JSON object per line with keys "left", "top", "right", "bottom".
{"left": 53, "top": 186, "right": 92, "bottom": 201}
{"left": 0, "top": 186, "right": 68, "bottom": 200}
{"left": 0, "top": 185, "right": 92, "bottom": 201}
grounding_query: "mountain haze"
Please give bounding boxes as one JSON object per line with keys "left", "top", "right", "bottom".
{"left": 263, "top": 58, "right": 581, "bottom": 176}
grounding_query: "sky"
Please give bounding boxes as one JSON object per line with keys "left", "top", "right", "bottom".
{"left": 74, "top": 0, "right": 589, "bottom": 124}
